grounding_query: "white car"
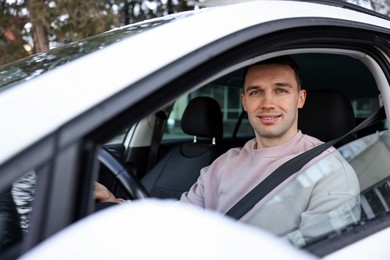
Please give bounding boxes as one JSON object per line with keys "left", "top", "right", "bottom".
{"left": 1, "top": 0, "right": 390, "bottom": 258}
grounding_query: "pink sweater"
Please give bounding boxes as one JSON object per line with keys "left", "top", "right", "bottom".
{"left": 180, "top": 131, "right": 360, "bottom": 246}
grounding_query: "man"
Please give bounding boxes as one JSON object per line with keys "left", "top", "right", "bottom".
{"left": 96, "top": 56, "right": 360, "bottom": 246}
{"left": 179, "top": 56, "right": 360, "bottom": 246}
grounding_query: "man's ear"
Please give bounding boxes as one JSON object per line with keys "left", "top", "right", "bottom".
{"left": 298, "top": 89, "right": 306, "bottom": 109}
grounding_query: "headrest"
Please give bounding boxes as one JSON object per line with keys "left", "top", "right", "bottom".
{"left": 298, "top": 90, "right": 356, "bottom": 142}
{"left": 181, "top": 97, "right": 223, "bottom": 138}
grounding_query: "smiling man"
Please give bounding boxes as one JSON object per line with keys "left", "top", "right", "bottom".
{"left": 180, "top": 56, "right": 360, "bottom": 246}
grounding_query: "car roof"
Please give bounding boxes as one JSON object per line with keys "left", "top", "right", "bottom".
{"left": 1, "top": 0, "right": 390, "bottom": 165}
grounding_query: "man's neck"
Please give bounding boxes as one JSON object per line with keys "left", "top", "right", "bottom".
{"left": 255, "top": 130, "right": 299, "bottom": 149}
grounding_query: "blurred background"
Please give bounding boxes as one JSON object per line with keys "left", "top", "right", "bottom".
{"left": 1, "top": 0, "right": 389, "bottom": 67}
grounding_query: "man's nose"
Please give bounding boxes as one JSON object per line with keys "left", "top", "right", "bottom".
{"left": 261, "top": 92, "right": 275, "bottom": 109}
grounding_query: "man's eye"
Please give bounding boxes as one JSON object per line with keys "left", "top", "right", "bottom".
{"left": 249, "top": 90, "right": 259, "bottom": 96}
{"left": 276, "top": 89, "right": 287, "bottom": 93}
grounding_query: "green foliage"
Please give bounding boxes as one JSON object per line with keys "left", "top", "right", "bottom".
{"left": 0, "top": 0, "right": 195, "bottom": 66}
{"left": 27, "top": 0, "right": 121, "bottom": 44}
{"left": 371, "top": 0, "right": 390, "bottom": 15}
{"left": 120, "top": 0, "right": 192, "bottom": 24}
{"left": 0, "top": 0, "right": 30, "bottom": 65}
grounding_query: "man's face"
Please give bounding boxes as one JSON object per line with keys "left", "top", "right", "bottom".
{"left": 241, "top": 63, "right": 306, "bottom": 148}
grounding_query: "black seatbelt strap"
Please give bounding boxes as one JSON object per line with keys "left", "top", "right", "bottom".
{"left": 146, "top": 110, "right": 167, "bottom": 171}
{"left": 233, "top": 109, "right": 246, "bottom": 138}
{"left": 225, "top": 106, "right": 386, "bottom": 220}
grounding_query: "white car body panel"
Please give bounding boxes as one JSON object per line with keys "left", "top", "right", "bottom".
{"left": 20, "top": 200, "right": 316, "bottom": 259}
{"left": 1, "top": 1, "right": 390, "bottom": 164}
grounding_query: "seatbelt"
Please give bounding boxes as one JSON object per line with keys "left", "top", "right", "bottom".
{"left": 233, "top": 109, "right": 246, "bottom": 138}
{"left": 146, "top": 110, "right": 167, "bottom": 171}
{"left": 225, "top": 106, "right": 386, "bottom": 220}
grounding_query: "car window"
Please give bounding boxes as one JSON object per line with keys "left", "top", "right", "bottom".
{"left": 351, "top": 97, "right": 380, "bottom": 118}
{"left": 247, "top": 129, "right": 390, "bottom": 248}
{"left": 105, "top": 128, "right": 128, "bottom": 145}
{"left": 341, "top": 130, "right": 390, "bottom": 221}
{"left": 163, "top": 84, "right": 254, "bottom": 140}
{"left": 0, "top": 170, "right": 36, "bottom": 256}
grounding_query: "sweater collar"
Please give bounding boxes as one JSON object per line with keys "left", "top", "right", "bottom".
{"left": 250, "top": 131, "right": 304, "bottom": 158}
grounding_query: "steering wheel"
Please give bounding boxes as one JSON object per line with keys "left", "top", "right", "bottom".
{"left": 98, "top": 148, "right": 149, "bottom": 200}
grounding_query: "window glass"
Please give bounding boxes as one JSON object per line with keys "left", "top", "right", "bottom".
{"left": 0, "top": 170, "right": 37, "bottom": 256}
{"left": 341, "top": 130, "right": 390, "bottom": 221}
{"left": 163, "top": 84, "right": 254, "bottom": 140}
{"left": 105, "top": 128, "right": 128, "bottom": 145}
{"left": 0, "top": 12, "right": 195, "bottom": 92}
{"left": 351, "top": 97, "right": 380, "bottom": 118}
{"left": 247, "top": 130, "right": 390, "bottom": 248}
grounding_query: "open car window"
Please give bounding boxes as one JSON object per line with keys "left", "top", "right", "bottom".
{"left": 94, "top": 44, "right": 389, "bottom": 257}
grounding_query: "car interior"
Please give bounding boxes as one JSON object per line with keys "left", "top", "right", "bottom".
{"left": 101, "top": 52, "right": 384, "bottom": 195}
{"left": 97, "top": 50, "right": 389, "bottom": 254}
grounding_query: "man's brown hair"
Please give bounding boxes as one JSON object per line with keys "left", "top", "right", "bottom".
{"left": 243, "top": 55, "right": 302, "bottom": 89}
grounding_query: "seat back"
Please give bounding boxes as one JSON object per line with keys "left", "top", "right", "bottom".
{"left": 298, "top": 89, "right": 356, "bottom": 143}
{"left": 141, "top": 96, "right": 223, "bottom": 199}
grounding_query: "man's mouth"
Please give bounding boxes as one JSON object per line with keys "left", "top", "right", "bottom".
{"left": 258, "top": 114, "right": 281, "bottom": 124}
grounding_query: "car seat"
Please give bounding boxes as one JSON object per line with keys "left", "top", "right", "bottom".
{"left": 141, "top": 96, "right": 223, "bottom": 199}
{"left": 298, "top": 89, "right": 356, "bottom": 145}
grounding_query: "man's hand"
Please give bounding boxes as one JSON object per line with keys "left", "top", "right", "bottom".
{"left": 94, "top": 182, "right": 124, "bottom": 204}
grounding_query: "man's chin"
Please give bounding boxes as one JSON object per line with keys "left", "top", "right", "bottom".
{"left": 257, "top": 128, "right": 284, "bottom": 138}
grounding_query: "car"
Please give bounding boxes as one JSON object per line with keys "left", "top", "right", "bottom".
{"left": 1, "top": 0, "right": 390, "bottom": 258}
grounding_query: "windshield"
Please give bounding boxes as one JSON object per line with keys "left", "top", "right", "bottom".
{"left": 0, "top": 12, "right": 194, "bottom": 92}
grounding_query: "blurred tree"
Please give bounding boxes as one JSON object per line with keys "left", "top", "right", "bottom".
{"left": 2, "top": 0, "right": 388, "bottom": 67}
{"left": 25, "top": 0, "right": 49, "bottom": 53}
{"left": 0, "top": 0, "right": 30, "bottom": 65}
{"left": 348, "top": 0, "right": 390, "bottom": 15}
{"left": 371, "top": 0, "right": 390, "bottom": 15}
{"left": 120, "top": 0, "right": 192, "bottom": 25}
{"left": 25, "top": 0, "right": 121, "bottom": 51}
{"left": 0, "top": 0, "right": 195, "bottom": 66}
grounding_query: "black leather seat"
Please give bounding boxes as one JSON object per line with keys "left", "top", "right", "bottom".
{"left": 298, "top": 89, "right": 356, "bottom": 145}
{"left": 141, "top": 96, "right": 223, "bottom": 199}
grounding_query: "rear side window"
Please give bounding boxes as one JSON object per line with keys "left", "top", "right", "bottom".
{"left": 163, "top": 84, "right": 254, "bottom": 140}
{"left": 351, "top": 97, "right": 380, "bottom": 118}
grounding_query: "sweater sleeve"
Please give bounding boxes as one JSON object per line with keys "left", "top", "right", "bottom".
{"left": 179, "top": 165, "right": 210, "bottom": 208}
{"left": 285, "top": 152, "right": 361, "bottom": 247}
